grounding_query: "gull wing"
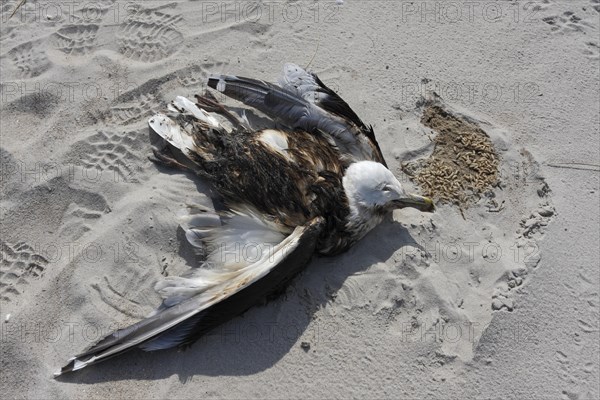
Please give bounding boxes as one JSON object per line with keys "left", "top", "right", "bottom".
{"left": 207, "top": 66, "right": 387, "bottom": 166}
{"left": 55, "top": 214, "right": 323, "bottom": 376}
{"left": 278, "top": 63, "right": 376, "bottom": 143}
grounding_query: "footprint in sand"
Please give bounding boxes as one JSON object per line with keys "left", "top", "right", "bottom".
{"left": 46, "top": 2, "right": 183, "bottom": 63}
{"left": 48, "top": 1, "right": 115, "bottom": 56}
{"left": 65, "top": 129, "right": 147, "bottom": 184}
{"left": 491, "top": 152, "right": 556, "bottom": 312}
{"left": 540, "top": 2, "right": 599, "bottom": 57}
{"left": 542, "top": 11, "right": 595, "bottom": 33}
{"left": 2, "top": 176, "right": 109, "bottom": 244}
{"left": 59, "top": 204, "right": 105, "bottom": 239}
{"left": 558, "top": 258, "right": 599, "bottom": 399}
{"left": 103, "top": 93, "right": 161, "bottom": 126}
{"left": 91, "top": 276, "right": 151, "bottom": 319}
{"left": 52, "top": 24, "right": 100, "bottom": 56}
{"left": 175, "top": 63, "right": 226, "bottom": 89}
{"left": 5, "top": 40, "right": 52, "bottom": 78}
{"left": 0, "top": 241, "right": 48, "bottom": 302}
{"left": 556, "top": 350, "right": 599, "bottom": 400}
{"left": 177, "top": 74, "right": 205, "bottom": 88}
{"left": 116, "top": 4, "right": 184, "bottom": 62}
{"left": 583, "top": 41, "right": 599, "bottom": 59}
{"left": 97, "top": 64, "right": 217, "bottom": 126}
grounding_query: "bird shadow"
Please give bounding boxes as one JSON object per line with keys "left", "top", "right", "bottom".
{"left": 55, "top": 217, "right": 424, "bottom": 384}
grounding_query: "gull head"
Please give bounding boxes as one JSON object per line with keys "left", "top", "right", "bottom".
{"left": 343, "top": 161, "right": 434, "bottom": 213}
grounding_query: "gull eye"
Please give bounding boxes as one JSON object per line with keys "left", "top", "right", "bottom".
{"left": 382, "top": 185, "right": 393, "bottom": 193}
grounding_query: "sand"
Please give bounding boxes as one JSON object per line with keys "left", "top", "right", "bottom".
{"left": 1, "top": 0, "right": 599, "bottom": 399}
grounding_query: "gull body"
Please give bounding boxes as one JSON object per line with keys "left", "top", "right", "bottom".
{"left": 56, "top": 64, "right": 433, "bottom": 376}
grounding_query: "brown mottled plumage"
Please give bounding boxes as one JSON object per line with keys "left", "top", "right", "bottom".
{"left": 160, "top": 95, "right": 356, "bottom": 254}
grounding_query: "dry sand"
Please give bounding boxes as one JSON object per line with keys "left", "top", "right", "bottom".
{"left": 1, "top": 0, "right": 599, "bottom": 399}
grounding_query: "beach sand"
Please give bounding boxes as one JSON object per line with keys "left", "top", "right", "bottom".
{"left": 1, "top": 1, "right": 598, "bottom": 398}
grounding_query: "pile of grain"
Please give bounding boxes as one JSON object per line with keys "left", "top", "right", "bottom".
{"left": 403, "top": 105, "right": 499, "bottom": 206}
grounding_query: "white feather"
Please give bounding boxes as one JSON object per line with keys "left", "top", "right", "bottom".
{"left": 148, "top": 113, "right": 195, "bottom": 154}
{"left": 155, "top": 206, "right": 289, "bottom": 307}
{"left": 258, "top": 129, "right": 291, "bottom": 161}
{"left": 172, "top": 96, "right": 220, "bottom": 128}
{"left": 343, "top": 161, "right": 405, "bottom": 207}
{"left": 341, "top": 161, "right": 407, "bottom": 238}
{"left": 149, "top": 97, "right": 223, "bottom": 156}
{"left": 216, "top": 78, "right": 226, "bottom": 92}
{"left": 278, "top": 63, "right": 327, "bottom": 103}
{"left": 240, "top": 109, "right": 251, "bottom": 128}
{"left": 140, "top": 223, "right": 308, "bottom": 351}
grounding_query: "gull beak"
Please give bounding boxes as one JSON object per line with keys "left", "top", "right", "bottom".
{"left": 393, "top": 193, "right": 435, "bottom": 212}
